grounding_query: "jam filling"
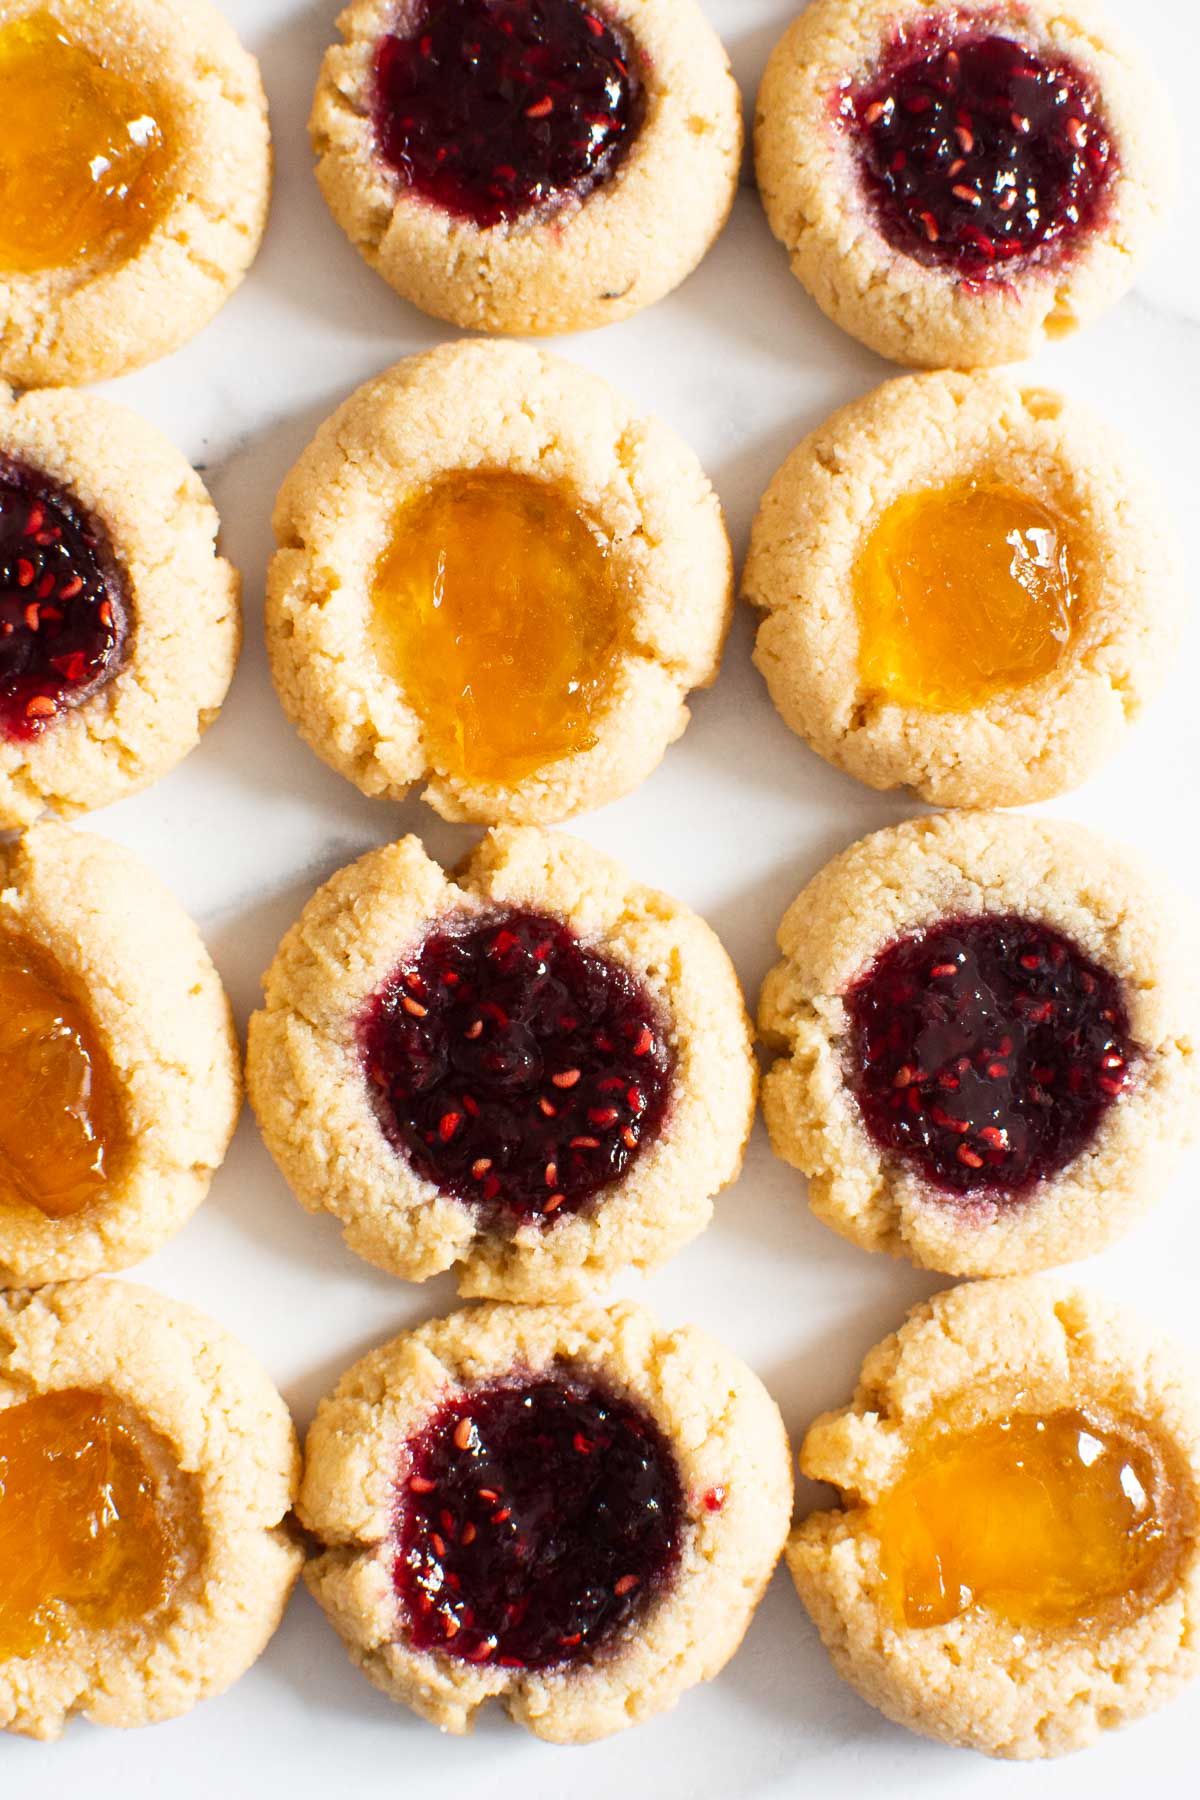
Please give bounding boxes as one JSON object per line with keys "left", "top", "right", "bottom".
{"left": 845, "top": 914, "right": 1133, "bottom": 1198}
{"left": 372, "top": 0, "right": 643, "bottom": 228}
{"left": 394, "top": 1373, "right": 683, "bottom": 1669}
{"left": 361, "top": 908, "right": 673, "bottom": 1223}
{"left": 844, "top": 26, "right": 1114, "bottom": 277}
{"left": 0, "top": 456, "right": 128, "bottom": 741}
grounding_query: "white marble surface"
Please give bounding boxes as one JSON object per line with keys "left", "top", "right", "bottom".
{"left": 10, "top": 1, "right": 1199, "bottom": 1794}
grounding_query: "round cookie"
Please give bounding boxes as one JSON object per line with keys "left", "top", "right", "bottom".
{"left": 300, "top": 1297, "right": 792, "bottom": 1742}
{"left": 0, "top": 385, "right": 241, "bottom": 826}
{"left": 789, "top": 1277, "right": 1200, "bottom": 1758}
{"left": 310, "top": 0, "right": 741, "bottom": 335}
{"left": 266, "top": 340, "right": 733, "bottom": 824}
{"left": 0, "top": 0, "right": 271, "bottom": 388}
{"left": 758, "top": 811, "right": 1200, "bottom": 1277}
{"left": 743, "top": 371, "right": 1181, "bottom": 808}
{"left": 754, "top": 0, "right": 1175, "bottom": 367}
{"left": 247, "top": 826, "right": 755, "bottom": 1301}
{"left": 0, "top": 1277, "right": 302, "bottom": 1740}
{"left": 0, "top": 822, "right": 241, "bottom": 1286}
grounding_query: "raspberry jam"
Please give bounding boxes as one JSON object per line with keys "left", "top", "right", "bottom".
{"left": 844, "top": 27, "right": 1114, "bottom": 277}
{"left": 372, "top": 0, "right": 643, "bottom": 228}
{"left": 360, "top": 909, "right": 673, "bottom": 1222}
{"left": 845, "top": 914, "right": 1134, "bottom": 1198}
{"left": 394, "top": 1374, "right": 683, "bottom": 1669}
{"left": 0, "top": 457, "right": 128, "bottom": 741}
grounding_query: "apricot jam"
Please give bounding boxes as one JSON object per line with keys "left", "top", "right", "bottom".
{"left": 854, "top": 478, "right": 1078, "bottom": 711}
{"left": 0, "top": 942, "right": 120, "bottom": 1220}
{"left": 874, "top": 1409, "right": 1175, "bottom": 1630}
{"left": 0, "top": 1388, "right": 189, "bottom": 1659}
{"left": 369, "top": 470, "right": 625, "bottom": 788}
{"left": 0, "top": 10, "right": 169, "bottom": 275}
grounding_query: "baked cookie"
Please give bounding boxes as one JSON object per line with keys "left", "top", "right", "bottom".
{"left": 0, "top": 1277, "right": 301, "bottom": 1740}
{"left": 0, "top": 822, "right": 241, "bottom": 1286}
{"left": 0, "top": 0, "right": 271, "bottom": 387}
{"left": 790, "top": 1277, "right": 1200, "bottom": 1758}
{"left": 310, "top": 0, "right": 740, "bottom": 334}
{"left": 248, "top": 827, "right": 755, "bottom": 1301}
{"left": 758, "top": 812, "right": 1200, "bottom": 1277}
{"left": 301, "top": 1298, "right": 791, "bottom": 1741}
{"left": 754, "top": 0, "right": 1175, "bottom": 367}
{"left": 0, "top": 385, "right": 241, "bottom": 826}
{"left": 743, "top": 371, "right": 1181, "bottom": 808}
{"left": 267, "top": 340, "right": 732, "bottom": 824}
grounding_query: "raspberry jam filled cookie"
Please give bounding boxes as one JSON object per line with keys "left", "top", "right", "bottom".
{"left": 0, "top": 1278, "right": 301, "bottom": 1740}
{"left": 310, "top": 0, "right": 740, "bottom": 334}
{"left": 247, "top": 828, "right": 755, "bottom": 1300}
{"left": 0, "top": 0, "right": 270, "bottom": 387}
{"left": 758, "top": 813, "right": 1200, "bottom": 1276}
{"left": 755, "top": 0, "right": 1175, "bottom": 366}
{"left": 267, "top": 342, "right": 732, "bottom": 824}
{"left": 743, "top": 372, "right": 1181, "bottom": 808}
{"left": 300, "top": 1299, "right": 791, "bottom": 1741}
{"left": 790, "top": 1278, "right": 1200, "bottom": 1757}
{"left": 0, "top": 823, "right": 240, "bottom": 1286}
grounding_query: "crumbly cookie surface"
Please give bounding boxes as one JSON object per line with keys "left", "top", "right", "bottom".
{"left": 300, "top": 1298, "right": 792, "bottom": 1742}
{"left": 789, "top": 1277, "right": 1200, "bottom": 1758}
{"left": 0, "top": 1278, "right": 301, "bottom": 1740}
{"left": 0, "top": 823, "right": 241, "bottom": 1286}
{"left": 758, "top": 811, "right": 1200, "bottom": 1276}
{"left": 754, "top": 0, "right": 1175, "bottom": 367}
{"left": 267, "top": 340, "right": 732, "bottom": 824}
{"left": 248, "top": 826, "right": 755, "bottom": 1301}
{"left": 310, "top": 0, "right": 740, "bottom": 335}
{"left": 743, "top": 371, "right": 1181, "bottom": 808}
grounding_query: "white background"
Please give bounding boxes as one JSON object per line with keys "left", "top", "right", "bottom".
{"left": 6, "top": 1, "right": 1198, "bottom": 1794}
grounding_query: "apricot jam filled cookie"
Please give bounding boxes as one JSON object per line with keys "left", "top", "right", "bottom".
{"left": 0, "top": 1278, "right": 301, "bottom": 1740}
{"left": 300, "top": 1299, "right": 791, "bottom": 1741}
{"left": 310, "top": 0, "right": 740, "bottom": 334}
{"left": 0, "top": 823, "right": 240, "bottom": 1286}
{"left": 743, "top": 372, "right": 1180, "bottom": 808}
{"left": 267, "top": 342, "right": 732, "bottom": 824}
{"left": 790, "top": 1278, "right": 1200, "bottom": 1757}
{"left": 758, "top": 813, "right": 1199, "bottom": 1277}
{"left": 0, "top": 0, "right": 270, "bottom": 387}
{"left": 247, "top": 828, "right": 754, "bottom": 1300}
{"left": 754, "top": 0, "right": 1175, "bottom": 366}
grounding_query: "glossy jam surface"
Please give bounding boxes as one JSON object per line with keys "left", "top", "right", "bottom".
{"left": 0, "top": 942, "right": 119, "bottom": 1220}
{"left": 394, "top": 1374, "right": 682, "bottom": 1669}
{"left": 0, "top": 9, "right": 169, "bottom": 275}
{"left": 0, "top": 456, "right": 129, "bottom": 741}
{"left": 370, "top": 470, "right": 625, "bottom": 789}
{"left": 845, "top": 914, "right": 1133, "bottom": 1199}
{"left": 875, "top": 1409, "right": 1174, "bottom": 1629}
{"left": 0, "top": 1388, "right": 188, "bottom": 1659}
{"left": 361, "top": 908, "right": 673, "bottom": 1224}
{"left": 854, "top": 478, "right": 1078, "bottom": 712}
{"left": 372, "top": 0, "right": 642, "bottom": 228}
{"left": 845, "top": 28, "right": 1113, "bottom": 277}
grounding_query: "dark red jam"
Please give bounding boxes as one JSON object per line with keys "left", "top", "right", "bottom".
{"left": 844, "top": 26, "right": 1114, "bottom": 277}
{"left": 0, "top": 456, "right": 128, "bottom": 741}
{"left": 372, "top": 0, "right": 643, "bottom": 228}
{"left": 360, "top": 908, "right": 673, "bottom": 1223}
{"left": 395, "top": 1373, "right": 682, "bottom": 1669}
{"left": 845, "top": 914, "right": 1134, "bottom": 1198}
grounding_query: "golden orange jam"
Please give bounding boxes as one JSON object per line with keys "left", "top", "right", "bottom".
{"left": 0, "top": 10, "right": 169, "bottom": 275}
{"left": 369, "top": 469, "right": 626, "bottom": 787}
{"left": 0, "top": 942, "right": 119, "bottom": 1220}
{"left": 854, "top": 477, "right": 1078, "bottom": 711}
{"left": 0, "top": 1388, "right": 188, "bottom": 1659}
{"left": 874, "top": 1409, "right": 1174, "bottom": 1630}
